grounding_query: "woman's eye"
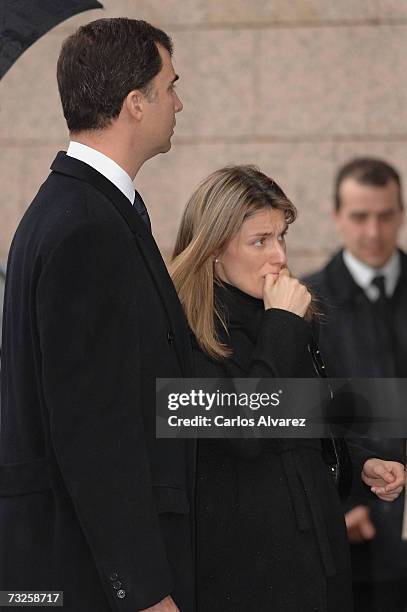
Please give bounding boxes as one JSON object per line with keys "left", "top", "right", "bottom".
{"left": 254, "top": 238, "right": 265, "bottom": 246}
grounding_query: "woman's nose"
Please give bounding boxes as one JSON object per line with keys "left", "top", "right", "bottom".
{"left": 271, "top": 241, "right": 287, "bottom": 266}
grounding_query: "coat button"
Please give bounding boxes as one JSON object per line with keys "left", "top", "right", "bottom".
{"left": 167, "top": 331, "right": 174, "bottom": 344}
{"left": 109, "top": 571, "right": 119, "bottom": 581}
{"left": 112, "top": 581, "right": 122, "bottom": 590}
{"left": 117, "top": 589, "right": 126, "bottom": 599}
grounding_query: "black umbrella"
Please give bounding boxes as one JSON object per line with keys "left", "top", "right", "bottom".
{"left": 0, "top": 0, "right": 103, "bottom": 80}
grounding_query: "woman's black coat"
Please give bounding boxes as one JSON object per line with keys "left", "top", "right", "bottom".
{"left": 194, "top": 284, "right": 353, "bottom": 612}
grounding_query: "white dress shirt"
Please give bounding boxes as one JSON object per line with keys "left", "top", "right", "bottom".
{"left": 342, "top": 249, "right": 401, "bottom": 301}
{"left": 66, "top": 141, "right": 135, "bottom": 205}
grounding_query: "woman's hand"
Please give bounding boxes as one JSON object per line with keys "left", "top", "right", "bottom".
{"left": 362, "top": 458, "right": 405, "bottom": 501}
{"left": 263, "top": 269, "right": 311, "bottom": 317}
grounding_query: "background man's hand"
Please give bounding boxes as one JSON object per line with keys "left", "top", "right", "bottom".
{"left": 362, "top": 458, "right": 405, "bottom": 501}
{"left": 263, "top": 269, "right": 311, "bottom": 317}
{"left": 345, "top": 505, "right": 376, "bottom": 544}
{"left": 139, "top": 595, "right": 179, "bottom": 612}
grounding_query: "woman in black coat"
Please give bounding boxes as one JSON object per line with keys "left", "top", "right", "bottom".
{"left": 170, "top": 165, "right": 405, "bottom": 612}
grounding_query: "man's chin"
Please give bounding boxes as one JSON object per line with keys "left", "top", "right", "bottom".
{"left": 159, "top": 141, "right": 172, "bottom": 154}
{"left": 360, "top": 251, "right": 394, "bottom": 269}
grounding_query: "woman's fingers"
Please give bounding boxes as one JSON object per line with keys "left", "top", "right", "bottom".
{"left": 381, "top": 463, "right": 405, "bottom": 491}
{"left": 372, "top": 485, "right": 403, "bottom": 496}
{"left": 372, "top": 462, "right": 395, "bottom": 482}
{"left": 373, "top": 489, "right": 403, "bottom": 502}
{"left": 263, "top": 272, "right": 279, "bottom": 289}
{"left": 263, "top": 270, "right": 311, "bottom": 317}
{"left": 389, "top": 464, "right": 406, "bottom": 489}
{"left": 363, "top": 459, "right": 406, "bottom": 502}
{"left": 362, "top": 459, "right": 405, "bottom": 487}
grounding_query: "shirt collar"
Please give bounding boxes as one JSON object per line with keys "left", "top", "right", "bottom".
{"left": 343, "top": 249, "right": 401, "bottom": 299}
{"left": 66, "top": 141, "right": 135, "bottom": 205}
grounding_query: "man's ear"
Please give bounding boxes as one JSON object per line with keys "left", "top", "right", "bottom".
{"left": 124, "top": 90, "right": 145, "bottom": 121}
{"left": 332, "top": 207, "right": 342, "bottom": 231}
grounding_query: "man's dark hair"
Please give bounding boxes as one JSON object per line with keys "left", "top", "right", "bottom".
{"left": 57, "top": 18, "right": 173, "bottom": 133}
{"left": 334, "top": 157, "right": 404, "bottom": 211}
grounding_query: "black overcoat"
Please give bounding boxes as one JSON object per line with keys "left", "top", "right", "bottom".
{"left": 194, "top": 283, "right": 354, "bottom": 612}
{"left": 304, "top": 250, "right": 407, "bottom": 584}
{"left": 0, "top": 153, "right": 196, "bottom": 612}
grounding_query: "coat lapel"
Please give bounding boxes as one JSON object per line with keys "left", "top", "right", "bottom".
{"left": 325, "top": 249, "right": 407, "bottom": 306}
{"left": 323, "top": 250, "right": 365, "bottom": 306}
{"left": 50, "top": 152, "right": 192, "bottom": 375}
{"left": 394, "top": 249, "right": 407, "bottom": 297}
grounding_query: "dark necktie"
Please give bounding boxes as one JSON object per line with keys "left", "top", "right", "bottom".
{"left": 133, "top": 191, "right": 151, "bottom": 232}
{"left": 372, "top": 275, "right": 387, "bottom": 302}
{"left": 371, "top": 274, "right": 397, "bottom": 375}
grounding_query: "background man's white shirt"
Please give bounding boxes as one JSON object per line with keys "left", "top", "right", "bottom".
{"left": 343, "top": 249, "right": 400, "bottom": 301}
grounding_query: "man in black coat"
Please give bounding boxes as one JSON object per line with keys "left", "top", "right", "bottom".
{"left": 0, "top": 18, "right": 195, "bottom": 612}
{"left": 304, "top": 158, "right": 407, "bottom": 612}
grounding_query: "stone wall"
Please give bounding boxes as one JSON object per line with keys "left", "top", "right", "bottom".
{"left": 1, "top": 0, "right": 407, "bottom": 275}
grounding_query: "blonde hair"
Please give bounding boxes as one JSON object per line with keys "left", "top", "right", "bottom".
{"left": 170, "top": 165, "right": 298, "bottom": 359}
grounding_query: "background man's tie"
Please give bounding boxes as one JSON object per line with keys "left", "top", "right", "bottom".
{"left": 371, "top": 274, "right": 397, "bottom": 375}
{"left": 372, "top": 274, "right": 389, "bottom": 305}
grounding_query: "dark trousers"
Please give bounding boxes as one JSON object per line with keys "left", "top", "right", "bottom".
{"left": 353, "top": 581, "right": 407, "bottom": 612}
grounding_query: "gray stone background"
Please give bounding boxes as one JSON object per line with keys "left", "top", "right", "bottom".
{"left": 1, "top": 0, "right": 407, "bottom": 276}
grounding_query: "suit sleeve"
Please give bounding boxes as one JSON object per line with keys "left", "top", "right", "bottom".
{"left": 37, "top": 220, "right": 173, "bottom": 611}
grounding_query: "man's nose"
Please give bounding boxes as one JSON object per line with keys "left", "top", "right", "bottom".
{"left": 175, "top": 93, "right": 183, "bottom": 113}
{"left": 365, "top": 218, "right": 380, "bottom": 238}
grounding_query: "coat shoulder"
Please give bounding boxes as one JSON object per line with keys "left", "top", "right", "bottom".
{"left": 11, "top": 172, "right": 129, "bottom": 269}
{"left": 302, "top": 252, "right": 347, "bottom": 308}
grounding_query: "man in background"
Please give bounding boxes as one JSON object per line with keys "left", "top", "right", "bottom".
{"left": 305, "top": 158, "right": 407, "bottom": 611}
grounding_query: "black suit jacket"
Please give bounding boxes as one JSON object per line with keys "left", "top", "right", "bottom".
{"left": 304, "top": 250, "right": 407, "bottom": 583}
{"left": 0, "top": 152, "right": 196, "bottom": 611}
